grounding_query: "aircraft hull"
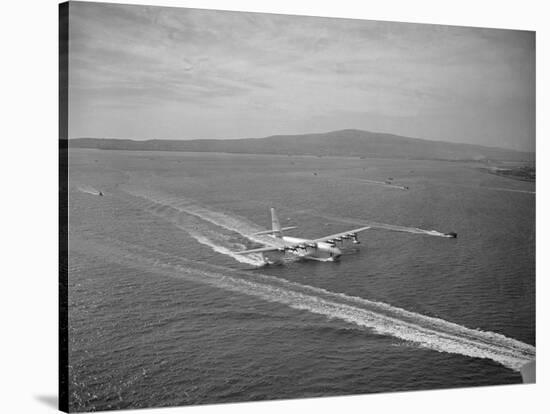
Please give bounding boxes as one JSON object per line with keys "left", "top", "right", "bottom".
{"left": 279, "top": 236, "right": 342, "bottom": 260}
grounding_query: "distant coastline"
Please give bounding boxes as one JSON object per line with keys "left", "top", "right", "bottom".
{"left": 68, "top": 129, "right": 534, "bottom": 163}
{"left": 485, "top": 165, "right": 536, "bottom": 182}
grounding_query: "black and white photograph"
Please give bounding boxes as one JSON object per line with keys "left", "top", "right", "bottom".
{"left": 56, "top": 1, "right": 537, "bottom": 412}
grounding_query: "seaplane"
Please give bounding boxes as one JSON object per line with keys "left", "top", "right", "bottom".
{"left": 235, "top": 208, "right": 371, "bottom": 262}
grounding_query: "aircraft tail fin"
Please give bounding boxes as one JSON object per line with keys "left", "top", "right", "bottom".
{"left": 253, "top": 226, "right": 296, "bottom": 236}
{"left": 271, "top": 207, "right": 282, "bottom": 237}
{"left": 251, "top": 208, "right": 296, "bottom": 237}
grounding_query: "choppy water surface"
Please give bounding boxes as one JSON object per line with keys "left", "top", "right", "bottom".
{"left": 68, "top": 149, "right": 535, "bottom": 412}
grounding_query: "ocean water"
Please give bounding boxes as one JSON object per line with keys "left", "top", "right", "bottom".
{"left": 67, "top": 149, "right": 535, "bottom": 412}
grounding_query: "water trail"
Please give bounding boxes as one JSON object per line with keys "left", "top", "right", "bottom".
{"left": 451, "top": 182, "right": 535, "bottom": 195}
{"left": 350, "top": 175, "right": 534, "bottom": 194}
{"left": 122, "top": 189, "right": 284, "bottom": 264}
{"left": 482, "top": 186, "right": 535, "bottom": 195}
{"left": 73, "top": 238, "right": 535, "bottom": 372}
{"left": 185, "top": 228, "right": 266, "bottom": 266}
{"left": 296, "top": 172, "right": 407, "bottom": 190}
{"left": 174, "top": 204, "right": 278, "bottom": 245}
{"left": 310, "top": 211, "right": 452, "bottom": 238}
{"left": 367, "top": 222, "right": 451, "bottom": 237}
{"left": 348, "top": 178, "right": 408, "bottom": 190}
{"left": 77, "top": 185, "right": 101, "bottom": 196}
{"left": 124, "top": 188, "right": 285, "bottom": 247}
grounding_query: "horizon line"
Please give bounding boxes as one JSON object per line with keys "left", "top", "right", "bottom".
{"left": 66, "top": 128, "right": 534, "bottom": 154}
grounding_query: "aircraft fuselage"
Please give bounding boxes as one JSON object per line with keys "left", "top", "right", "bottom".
{"left": 235, "top": 208, "right": 368, "bottom": 263}
{"left": 276, "top": 236, "right": 342, "bottom": 261}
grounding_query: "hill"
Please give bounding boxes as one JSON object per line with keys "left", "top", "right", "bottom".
{"left": 69, "top": 129, "right": 533, "bottom": 162}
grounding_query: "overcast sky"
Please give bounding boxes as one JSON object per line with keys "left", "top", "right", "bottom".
{"left": 68, "top": 2, "right": 535, "bottom": 151}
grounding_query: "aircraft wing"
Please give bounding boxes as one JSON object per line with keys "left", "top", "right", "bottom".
{"left": 235, "top": 238, "right": 307, "bottom": 255}
{"left": 236, "top": 226, "right": 372, "bottom": 255}
{"left": 311, "top": 226, "right": 371, "bottom": 243}
{"left": 235, "top": 246, "right": 284, "bottom": 255}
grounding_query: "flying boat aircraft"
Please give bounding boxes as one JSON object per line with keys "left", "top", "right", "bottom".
{"left": 236, "top": 208, "right": 457, "bottom": 263}
{"left": 235, "top": 208, "right": 371, "bottom": 262}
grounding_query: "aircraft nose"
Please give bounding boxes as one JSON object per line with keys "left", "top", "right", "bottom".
{"left": 333, "top": 247, "right": 342, "bottom": 257}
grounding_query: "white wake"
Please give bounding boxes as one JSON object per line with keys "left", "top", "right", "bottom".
{"left": 73, "top": 237, "right": 536, "bottom": 373}
{"left": 118, "top": 190, "right": 535, "bottom": 371}
{"left": 122, "top": 189, "right": 276, "bottom": 264}
{"left": 310, "top": 211, "right": 452, "bottom": 238}
{"left": 123, "top": 189, "right": 286, "bottom": 264}
{"left": 185, "top": 229, "right": 265, "bottom": 266}
{"left": 77, "top": 185, "right": 101, "bottom": 196}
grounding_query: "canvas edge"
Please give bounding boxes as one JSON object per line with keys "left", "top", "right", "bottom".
{"left": 59, "top": 2, "right": 70, "bottom": 412}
